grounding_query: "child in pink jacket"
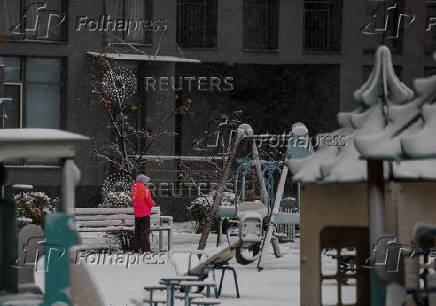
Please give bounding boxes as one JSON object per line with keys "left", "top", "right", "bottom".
{"left": 131, "top": 174, "right": 155, "bottom": 252}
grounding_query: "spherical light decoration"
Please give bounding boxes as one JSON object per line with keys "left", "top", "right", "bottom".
{"left": 102, "top": 172, "right": 134, "bottom": 198}
{"left": 102, "top": 67, "right": 137, "bottom": 100}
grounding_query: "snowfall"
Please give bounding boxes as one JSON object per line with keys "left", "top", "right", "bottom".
{"left": 43, "top": 221, "right": 357, "bottom": 306}
{"left": 76, "top": 222, "right": 301, "bottom": 306}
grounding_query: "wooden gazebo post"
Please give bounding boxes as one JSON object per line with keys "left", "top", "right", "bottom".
{"left": 367, "top": 159, "right": 387, "bottom": 305}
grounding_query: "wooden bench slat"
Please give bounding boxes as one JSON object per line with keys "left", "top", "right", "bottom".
{"left": 77, "top": 220, "right": 124, "bottom": 227}
{"left": 78, "top": 226, "right": 171, "bottom": 232}
{"left": 75, "top": 214, "right": 133, "bottom": 221}
{"left": 79, "top": 226, "right": 135, "bottom": 232}
{"left": 75, "top": 207, "right": 160, "bottom": 215}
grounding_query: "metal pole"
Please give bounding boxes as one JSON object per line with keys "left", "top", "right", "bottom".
{"left": 368, "top": 160, "right": 386, "bottom": 305}
{"left": 0, "top": 65, "right": 4, "bottom": 200}
{"left": 62, "top": 159, "right": 81, "bottom": 214}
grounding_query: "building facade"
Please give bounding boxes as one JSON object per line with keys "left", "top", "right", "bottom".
{"left": 0, "top": 0, "right": 432, "bottom": 218}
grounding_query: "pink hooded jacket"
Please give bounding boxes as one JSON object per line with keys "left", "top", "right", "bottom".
{"left": 132, "top": 182, "right": 156, "bottom": 217}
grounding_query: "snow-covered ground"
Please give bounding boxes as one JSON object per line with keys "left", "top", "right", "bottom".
{"left": 78, "top": 222, "right": 301, "bottom": 306}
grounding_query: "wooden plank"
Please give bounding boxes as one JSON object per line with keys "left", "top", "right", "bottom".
{"left": 74, "top": 207, "right": 160, "bottom": 215}
{"left": 76, "top": 220, "right": 123, "bottom": 227}
{"left": 77, "top": 226, "right": 170, "bottom": 233}
{"left": 75, "top": 214, "right": 133, "bottom": 221}
{"left": 186, "top": 242, "right": 239, "bottom": 276}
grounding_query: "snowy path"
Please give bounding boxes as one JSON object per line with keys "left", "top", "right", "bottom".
{"left": 80, "top": 223, "right": 300, "bottom": 306}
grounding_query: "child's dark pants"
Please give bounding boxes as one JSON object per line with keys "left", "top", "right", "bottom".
{"left": 133, "top": 216, "right": 150, "bottom": 252}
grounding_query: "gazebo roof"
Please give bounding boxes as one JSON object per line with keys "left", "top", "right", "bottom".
{"left": 290, "top": 46, "right": 436, "bottom": 183}
{"left": 0, "top": 129, "right": 89, "bottom": 161}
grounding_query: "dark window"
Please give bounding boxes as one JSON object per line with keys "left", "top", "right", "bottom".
{"left": 362, "top": 0, "right": 404, "bottom": 54}
{"left": 0, "top": 56, "right": 63, "bottom": 164}
{"left": 177, "top": 0, "right": 218, "bottom": 49}
{"left": 105, "top": 0, "right": 153, "bottom": 45}
{"left": 0, "top": 56, "right": 63, "bottom": 130}
{"left": 303, "top": 0, "right": 342, "bottom": 52}
{"left": 0, "top": 0, "right": 67, "bottom": 42}
{"left": 426, "top": 1, "right": 436, "bottom": 55}
{"left": 243, "top": 0, "right": 279, "bottom": 50}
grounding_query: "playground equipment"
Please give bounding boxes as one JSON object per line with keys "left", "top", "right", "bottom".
{"left": 209, "top": 122, "right": 312, "bottom": 270}
{"left": 0, "top": 128, "right": 97, "bottom": 306}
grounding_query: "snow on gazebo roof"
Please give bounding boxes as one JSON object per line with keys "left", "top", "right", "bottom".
{"left": 0, "top": 128, "right": 89, "bottom": 161}
{"left": 290, "top": 46, "right": 436, "bottom": 183}
{"left": 355, "top": 69, "right": 436, "bottom": 161}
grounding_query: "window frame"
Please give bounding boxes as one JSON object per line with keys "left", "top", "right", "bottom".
{"left": 3, "top": 82, "right": 24, "bottom": 128}
{"left": 242, "top": 0, "right": 280, "bottom": 51}
{"left": 303, "top": 0, "right": 343, "bottom": 53}
{"left": 0, "top": 55, "right": 65, "bottom": 166}
{"left": 103, "top": 0, "right": 154, "bottom": 46}
{"left": 176, "top": 0, "right": 218, "bottom": 50}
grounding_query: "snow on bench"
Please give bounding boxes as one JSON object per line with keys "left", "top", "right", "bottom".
{"left": 74, "top": 207, "right": 173, "bottom": 251}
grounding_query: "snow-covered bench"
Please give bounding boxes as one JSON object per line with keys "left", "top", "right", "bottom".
{"left": 74, "top": 207, "right": 173, "bottom": 251}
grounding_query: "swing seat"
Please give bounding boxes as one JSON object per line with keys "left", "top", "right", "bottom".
{"left": 215, "top": 201, "right": 267, "bottom": 219}
{"left": 215, "top": 206, "right": 237, "bottom": 218}
{"left": 270, "top": 212, "right": 300, "bottom": 225}
{"left": 237, "top": 201, "right": 267, "bottom": 218}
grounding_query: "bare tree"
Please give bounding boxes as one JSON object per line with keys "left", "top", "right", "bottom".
{"left": 175, "top": 110, "right": 248, "bottom": 250}
{"left": 88, "top": 50, "right": 193, "bottom": 177}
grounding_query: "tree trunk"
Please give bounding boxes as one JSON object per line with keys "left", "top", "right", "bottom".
{"left": 197, "top": 134, "right": 242, "bottom": 250}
